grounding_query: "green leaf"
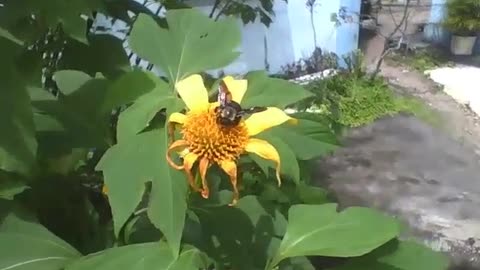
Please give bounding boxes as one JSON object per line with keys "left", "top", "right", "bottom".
{"left": 0, "top": 212, "right": 81, "bottom": 270}
{"left": 32, "top": 77, "right": 113, "bottom": 149}
{"left": 54, "top": 70, "right": 92, "bottom": 95}
{"left": 194, "top": 203, "right": 255, "bottom": 269}
{"left": 66, "top": 242, "right": 209, "bottom": 270}
{"left": 0, "top": 66, "right": 37, "bottom": 174}
{"left": 193, "top": 196, "right": 287, "bottom": 269}
{"left": 59, "top": 34, "right": 131, "bottom": 79}
{"left": 61, "top": 16, "right": 88, "bottom": 44}
{"left": 129, "top": 10, "right": 241, "bottom": 84}
{"left": 116, "top": 81, "right": 180, "bottom": 142}
{"left": 237, "top": 197, "right": 287, "bottom": 268}
{"left": 266, "top": 119, "right": 339, "bottom": 160}
{"left": 0, "top": 178, "right": 29, "bottom": 200}
{"left": 296, "top": 183, "right": 329, "bottom": 204}
{"left": 278, "top": 257, "right": 315, "bottom": 270}
{"left": 242, "top": 71, "right": 314, "bottom": 109}
{"left": 270, "top": 203, "right": 400, "bottom": 267}
{"left": 96, "top": 128, "right": 188, "bottom": 257}
{"left": 250, "top": 134, "right": 300, "bottom": 184}
{"left": 101, "top": 69, "right": 162, "bottom": 114}
{"left": 329, "top": 240, "right": 449, "bottom": 270}
{"left": 236, "top": 195, "right": 287, "bottom": 237}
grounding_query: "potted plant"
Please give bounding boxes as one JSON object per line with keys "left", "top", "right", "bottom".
{"left": 442, "top": 0, "right": 480, "bottom": 55}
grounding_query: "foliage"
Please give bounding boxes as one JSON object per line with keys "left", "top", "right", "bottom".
{"left": 279, "top": 47, "right": 339, "bottom": 79}
{"left": 0, "top": 2, "right": 448, "bottom": 270}
{"left": 295, "top": 71, "right": 440, "bottom": 128}
{"left": 208, "top": 0, "right": 287, "bottom": 26}
{"left": 442, "top": 0, "right": 480, "bottom": 36}
{"left": 387, "top": 47, "right": 454, "bottom": 72}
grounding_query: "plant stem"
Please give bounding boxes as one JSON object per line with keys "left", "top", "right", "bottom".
{"left": 370, "top": 0, "right": 411, "bottom": 80}
{"left": 308, "top": 1, "right": 318, "bottom": 48}
{"left": 209, "top": 0, "right": 221, "bottom": 18}
{"left": 214, "top": 0, "right": 234, "bottom": 21}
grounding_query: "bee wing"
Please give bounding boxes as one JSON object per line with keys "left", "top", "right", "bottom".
{"left": 238, "top": 106, "right": 267, "bottom": 116}
{"left": 218, "top": 80, "right": 232, "bottom": 105}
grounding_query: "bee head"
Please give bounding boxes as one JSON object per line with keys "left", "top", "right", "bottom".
{"left": 215, "top": 102, "right": 243, "bottom": 126}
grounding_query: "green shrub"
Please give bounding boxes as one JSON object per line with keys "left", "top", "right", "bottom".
{"left": 387, "top": 48, "right": 454, "bottom": 72}
{"left": 338, "top": 77, "right": 398, "bottom": 127}
{"left": 442, "top": 0, "right": 480, "bottom": 36}
{"left": 298, "top": 72, "right": 440, "bottom": 128}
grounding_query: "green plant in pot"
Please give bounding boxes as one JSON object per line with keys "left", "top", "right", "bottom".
{"left": 442, "top": 0, "right": 480, "bottom": 55}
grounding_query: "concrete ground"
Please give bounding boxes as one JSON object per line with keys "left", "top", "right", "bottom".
{"left": 315, "top": 61, "right": 480, "bottom": 269}
{"left": 315, "top": 3, "right": 480, "bottom": 269}
{"left": 315, "top": 113, "right": 480, "bottom": 269}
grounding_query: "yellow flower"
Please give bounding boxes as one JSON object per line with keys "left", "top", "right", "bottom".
{"left": 166, "top": 74, "right": 296, "bottom": 205}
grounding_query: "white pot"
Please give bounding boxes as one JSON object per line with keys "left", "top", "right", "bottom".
{"left": 450, "top": 35, "right": 477, "bottom": 56}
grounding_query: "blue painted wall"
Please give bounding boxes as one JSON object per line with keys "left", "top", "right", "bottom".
{"left": 425, "top": 0, "right": 480, "bottom": 54}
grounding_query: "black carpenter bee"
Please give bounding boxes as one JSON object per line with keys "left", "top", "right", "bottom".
{"left": 214, "top": 80, "right": 267, "bottom": 127}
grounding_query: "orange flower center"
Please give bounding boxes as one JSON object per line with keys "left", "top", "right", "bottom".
{"left": 181, "top": 106, "right": 249, "bottom": 163}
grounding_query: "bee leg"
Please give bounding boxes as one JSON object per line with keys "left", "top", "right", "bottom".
{"left": 252, "top": 106, "right": 267, "bottom": 113}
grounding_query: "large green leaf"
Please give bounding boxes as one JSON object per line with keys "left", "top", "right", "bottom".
{"left": 115, "top": 80, "right": 183, "bottom": 143}
{"left": 269, "top": 203, "right": 400, "bottom": 268}
{"left": 35, "top": 68, "right": 159, "bottom": 149}
{"left": 0, "top": 175, "right": 29, "bottom": 200}
{"left": 242, "top": 71, "right": 314, "bottom": 109}
{"left": 236, "top": 195, "right": 287, "bottom": 238}
{"left": 193, "top": 196, "right": 287, "bottom": 270}
{"left": 0, "top": 65, "right": 37, "bottom": 174}
{"left": 60, "top": 15, "right": 89, "bottom": 44}
{"left": 54, "top": 70, "right": 92, "bottom": 95}
{"left": 278, "top": 257, "right": 316, "bottom": 270}
{"left": 329, "top": 240, "right": 449, "bottom": 270}
{"left": 59, "top": 34, "right": 131, "bottom": 79}
{"left": 0, "top": 0, "right": 102, "bottom": 44}
{"left": 0, "top": 212, "right": 81, "bottom": 270}
{"left": 129, "top": 9, "right": 241, "bottom": 84}
{"left": 32, "top": 77, "right": 113, "bottom": 148}
{"left": 101, "top": 69, "right": 162, "bottom": 114}
{"left": 296, "top": 183, "right": 329, "bottom": 205}
{"left": 265, "top": 118, "right": 339, "bottom": 160}
{"left": 96, "top": 128, "right": 188, "bottom": 257}
{"left": 250, "top": 134, "right": 300, "bottom": 184}
{"left": 66, "top": 243, "right": 209, "bottom": 270}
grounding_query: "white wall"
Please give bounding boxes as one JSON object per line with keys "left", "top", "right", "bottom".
{"left": 94, "top": 0, "right": 355, "bottom": 75}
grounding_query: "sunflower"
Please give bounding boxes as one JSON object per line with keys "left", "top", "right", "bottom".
{"left": 166, "top": 74, "right": 296, "bottom": 205}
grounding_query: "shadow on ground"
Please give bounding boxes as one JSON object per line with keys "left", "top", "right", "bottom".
{"left": 314, "top": 114, "right": 480, "bottom": 269}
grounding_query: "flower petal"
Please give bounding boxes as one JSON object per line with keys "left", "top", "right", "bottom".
{"left": 198, "top": 158, "right": 210, "bottom": 198}
{"left": 166, "top": 139, "right": 189, "bottom": 170}
{"left": 222, "top": 76, "right": 247, "bottom": 104}
{"left": 245, "top": 107, "right": 297, "bottom": 136}
{"left": 169, "top": 112, "right": 186, "bottom": 124}
{"left": 183, "top": 152, "right": 201, "bottom": 192}
{"left": 218, "top": 160, "right": 239, "bottom": 206}
{"left": 175, "top": 74, "right": 209, "bottom": 111}
{"left": 245, "top": 138, "right": 281, "bottom": 187}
